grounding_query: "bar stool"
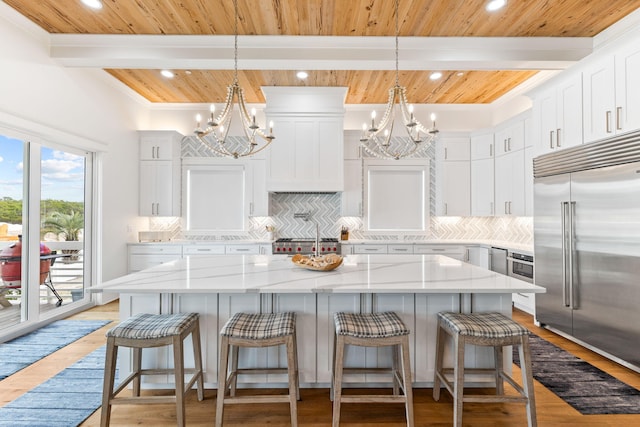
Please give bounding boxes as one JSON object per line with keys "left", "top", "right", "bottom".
{"left": 216, "top": 312, "right": 299, "bottom": 427}
{"left": 433, "top": 311, "right": 537, "bottom": 427}
{"left": 101, "top": 312, "right": 204, "bottom": 427}
{"left": 332, "top": 311, "right": 414, "bottom": 427}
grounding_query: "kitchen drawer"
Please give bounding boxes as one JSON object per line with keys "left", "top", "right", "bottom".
{"left": 413, "top": 245, "right": 466, "bottom": 259}
{"left": 183, "top": 245, "right": 225, "bottom": 256}
{"left": 128, "top": 244, "right": 182, "bottom": 256}
{"left": 225, "top": 245, "right": 260, "bottom": 255}
{"left": 387, "top": 245, "right": 414, "bottom": 254}
{"left": 353, "top": 244, "right": 388, "bottom": 254}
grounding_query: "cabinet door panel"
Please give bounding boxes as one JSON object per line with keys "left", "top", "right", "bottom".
{"left": 471, "top": 157, "right": 494, "bottom": 216}
{"left": 615, "top": 45, "right": 640, "bottom": 134}
{"left": 583, "top": 57, "right": 616, "bottom": 143}
{"left": 441, "top": 161, "right": 470, "bottom": 216}
{"left": 365, "top": 162, "right": 428, "bottom": 232}
{"left": 183, "top": 165, "right": 246, "bottom": 233}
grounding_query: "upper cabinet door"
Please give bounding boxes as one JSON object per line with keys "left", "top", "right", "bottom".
{"left": 615, "top": 43, "right": 640, "bottom": 134}
{"left": 139, "top": 131, "right": 182, "bottom": 161}
{"left": 583, "top": 56, "right": 616, "bottom": 143}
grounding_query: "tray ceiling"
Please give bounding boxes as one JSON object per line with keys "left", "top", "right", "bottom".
{"left": 4, "top": 0, "right": 640, "bottom": 104}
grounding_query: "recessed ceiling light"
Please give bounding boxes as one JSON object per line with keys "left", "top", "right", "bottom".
{"left": 486, "top": 0, "right": 506, "bottom": 12}
{"left": 81, "top": 0, "right": 103, "bottom": 10}
{"left": 160, "top": 70, "right": 175, "bottom": 79}
{"left": 296, "top": 71, "right": 309, "bottom": 79}
{"left": 429, "top": 72, "right": 443, "bottom": 80}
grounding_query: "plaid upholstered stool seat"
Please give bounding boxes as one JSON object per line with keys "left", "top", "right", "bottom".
{"left": 101, "top": 312, "right": 204, "bottom": 427}
{"left": 331, "top": 312, "right": 414, "bottom": 427}
{"left": 216, "top": 312, "right": 299, "bottom": 427}
{"left": 433, "top": 311, "right": 537, "bottom": 427}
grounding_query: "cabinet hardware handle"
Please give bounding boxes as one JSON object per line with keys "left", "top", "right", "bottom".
{"left": 237, "top": 248, "right": 250, "bottom": 252}
{"left": 249, "top": 202, "right": 254, "bottom": 215}
{"left": 616, "top": 107, "right": 622, "bottom": 130}
{"left": 156, "top": 146, "right": 160, "bottom": 158}
{"left": 556, "top": 128, "right": 561, "bottom": 147}
{"left": 444, "top": 147, "right": 448, "bottom": 160}
{"left": 550, "top": 130, "right": 554, "bottom": 149}
{"left": 444, "top": 203, "right": 448, "bottom": 215}
{"left": 509, "top": 201, "right": 512, "bottom": 214}
{"left": 507, "top": 137, "right": 511, "bottom": 151}
{"left": 432, "top": 248, "right": 446, "bottom": 252}
{"left": 489, "top": 144, "right": 493, "bottom": 157}
{"left": 505, "top": 201, "right": 508, "bottom": 214}
{"left": 504, "top": 139, "right": 507, "bottom": 153}
{"left": 606, "top": 110, "right": 612, "bottom": 133}
{"left": 465, "top": 248, "right": 469, "bottom": 262}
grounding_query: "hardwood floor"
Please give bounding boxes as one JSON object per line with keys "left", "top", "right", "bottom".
{"left": 1, "top": 302, "right": 639, "bottom": 426}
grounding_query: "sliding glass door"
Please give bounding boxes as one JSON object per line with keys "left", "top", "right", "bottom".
{"left": 0, "top": 131, "right": 93, "bottom": 331}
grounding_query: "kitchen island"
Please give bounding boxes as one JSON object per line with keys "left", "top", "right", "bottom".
{"left": 94, "top": 254, "right": 545, "bottom": 388}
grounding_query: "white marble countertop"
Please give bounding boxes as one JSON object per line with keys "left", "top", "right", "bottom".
{"left": 94, "top": 254, "right": 545, "bottom": 295}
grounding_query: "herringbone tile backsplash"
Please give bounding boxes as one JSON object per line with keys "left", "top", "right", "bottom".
{"left": 150, "top": 137, "right": 532, "bottom": 245}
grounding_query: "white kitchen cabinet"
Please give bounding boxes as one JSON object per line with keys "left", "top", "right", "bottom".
{"left": 387, "top": 244, "right": 413, "bottom": 254}
{"left": 614, "top": 43, "right": 640, "bottom": 135}
{"left": 583, "top": 42, "right": 640, "bottom": 143}
{"left": 225, "top": 244, "right": 260, "bottom": 255}
{"left": 413, "top": 244, "right": 466, "bottom": 260}
{"left": 494, "top": 149, "right": 525, "bottom": 216}
{"left": 494, "top": 119, "right": 524, "bottom": 156}
{"left": 470, "top": 132, "right": 494, "bottom": 216}
{"left": 128, "top": 244, "right": 182, "bottom": 273}
{"left": 249, "top": 159, "right": 269, "bottom": 217}
{"left": 182, "top": 244, "right": 225, "bottom": 257}
{"left": 341, "top": 159, "right": 363, "bottom": 217}
{"left": 353, "top": 244, "right": 387, "bottom": 254}
{"left": 139, "top": 130, "right": 182, "bottom": 161}
{"left": 364, "top": 159, "right": 429, "bottom": 233}
{"left": 466, "top": 246, "right": 489, "bottom": 269}
{"left": 439, "top": 160, "right": 470, "bottom": 216}
{"left": 138, "top": 131, "right": 182, "bottom": 217}
{"left": 536, "top": 73, "right": 583, "bottom": 155}
{"left": 436, "top": 135, "right": 470, "bottom": 216}
{"left": 343, "top": 129, "right": 364, "bottom": 160}
{"left": 182, "top": 160, "right": 249, "bottom": 234}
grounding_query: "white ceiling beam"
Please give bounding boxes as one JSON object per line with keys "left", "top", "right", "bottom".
{"left": 49, "top": 34, "right": 593, "bottom": 71}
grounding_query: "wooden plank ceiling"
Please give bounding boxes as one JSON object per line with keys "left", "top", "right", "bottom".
{"left": 5, "top": 0, "right": 640, "bottom": 104}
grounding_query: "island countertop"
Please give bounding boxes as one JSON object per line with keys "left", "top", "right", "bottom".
{"left": 94, "top": 254, "right": 545, "bottom": 295}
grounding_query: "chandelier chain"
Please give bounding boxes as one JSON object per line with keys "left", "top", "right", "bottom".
{"left": 233, "top": 0, "right": 238, "bottom": 84}
{"left": 395, "top": 0, "right": 399, "bottom": 87}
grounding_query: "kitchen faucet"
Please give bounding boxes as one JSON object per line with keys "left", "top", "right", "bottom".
{"left": 294, "top": 212, "right": 320, "bottom": 257}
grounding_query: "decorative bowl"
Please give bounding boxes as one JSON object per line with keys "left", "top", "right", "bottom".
{"left": 291, "top": 253, "right": 343, "bottom": 271}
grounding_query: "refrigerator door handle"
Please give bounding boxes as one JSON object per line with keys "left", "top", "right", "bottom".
{"left": 569, "top": 201, "right": 577, "bottom": 309}
{"left": 561, "top": 201, "right": 570, "bottom": 307}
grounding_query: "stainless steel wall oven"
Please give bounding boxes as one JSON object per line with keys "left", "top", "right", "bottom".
{"left": 507, "top": 251, "right": 534, "bottom": 283}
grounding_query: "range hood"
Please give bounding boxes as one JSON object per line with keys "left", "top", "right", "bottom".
{"left": 262, "top": 87, "right": 347, "bottom": 193}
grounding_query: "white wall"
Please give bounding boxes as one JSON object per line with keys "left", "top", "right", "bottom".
{"left": 0, "top": 4, "right": 147, "bottom": 284}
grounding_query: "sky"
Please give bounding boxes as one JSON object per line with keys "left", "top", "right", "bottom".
{"left": 0, "top": 134, "right": 85, "bottom": 202}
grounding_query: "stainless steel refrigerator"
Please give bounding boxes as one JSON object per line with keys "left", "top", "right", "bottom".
{"left": 534, "top": 131, "right": 640, "bottom": 371}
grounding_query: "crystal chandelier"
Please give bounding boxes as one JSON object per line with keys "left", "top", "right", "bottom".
{"left": 359, "top": 0, "right": 438, "bottom": 160}
{"left": 192, "top": 0, "right": 274, "bottom": 159}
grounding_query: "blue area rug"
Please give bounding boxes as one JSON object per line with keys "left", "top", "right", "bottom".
{"left": 0, "top": 319, "right": 110, "bottom": 380}
{"left": 513, "top": 334, "right": 640, "bottom": 414}
{"left": 0, "top": 345, "right": 109, "bottom": 426}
